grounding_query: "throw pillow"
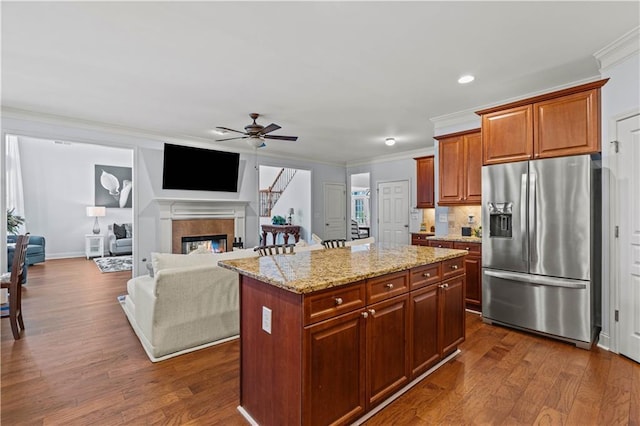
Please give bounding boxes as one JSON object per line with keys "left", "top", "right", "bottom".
{"left": 124, "top": 223, "right": 132, "bottom": 238}
{"left": 113, "top": 223, "right": 126, "bottom": 239}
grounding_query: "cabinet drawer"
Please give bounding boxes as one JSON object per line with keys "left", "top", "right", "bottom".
{"left": 304, "top": 281, "right": 366, "bottom": 325}
{"left": 427, "top": 240, "right": 454, "bottom": 249}
{"left": 410, "top": 263, "right": 442, "bottom": 290}
{"left": 411, "top": 234, "right": 430, "bottom": 246}
{"left": 442, "top": 256, "right": 465, "bottom": 279}
{"left": 367, "top": 271, "right": 409, "bottom": 304}
{"left": 453, "top": 241, "right": 481, "bottom": 255}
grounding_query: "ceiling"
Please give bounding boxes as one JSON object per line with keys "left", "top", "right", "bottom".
{"left": 2, "top": 2, "right": 638, "bottom": 165}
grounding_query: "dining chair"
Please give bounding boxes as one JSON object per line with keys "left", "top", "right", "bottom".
{"left": 1, "top": 234, "right": 29, "bottom": 340}
{"left": 322, "top": 239, "right": 347, "bottom": 249}
{"left": 254, "top": 244, "right": 296, "bottom": 256}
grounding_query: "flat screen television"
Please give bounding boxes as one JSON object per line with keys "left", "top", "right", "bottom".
{"left": 162, "top": 143, "right": 240, "bottom": 192}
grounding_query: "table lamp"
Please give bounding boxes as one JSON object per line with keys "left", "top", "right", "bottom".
{"left": 86, "top": 206, "right": 106, "bottom": 234}
{"left": 287, "top": 208, "right": 294, "bottom": 225}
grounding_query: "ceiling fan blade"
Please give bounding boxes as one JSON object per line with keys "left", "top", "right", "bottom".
{"left": 264, "top": 135, "right": 298, "bottom": 141}
{"left": 259, "top": 123, "right": 281, "bottom": 135}
{"left": 216, "top": 126, "right": 246, "bottom": 135}
{"left": 216, "top": 136, "right": 249, "bottom": 142}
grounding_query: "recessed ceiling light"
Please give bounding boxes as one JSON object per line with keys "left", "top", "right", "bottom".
{"left": 458, "top": 75, "right": 475, "bottom": 84}
{"left": 385, "top": 138, "right": 396, "bottom": 146}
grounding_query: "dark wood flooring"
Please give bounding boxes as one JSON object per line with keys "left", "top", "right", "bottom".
{"left": 2, "top": 258, "right": 638, "bottom": 425}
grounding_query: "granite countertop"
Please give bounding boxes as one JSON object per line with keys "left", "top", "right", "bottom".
{"left": 218, "top": 242, "right": 467, "bottom": 294}
{"left": 426, "top": 235, "right": 482, "bottom": 243}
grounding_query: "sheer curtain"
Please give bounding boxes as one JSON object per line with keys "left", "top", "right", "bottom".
{"left": 6, "top": 134, "right": 25, "bottom": 233}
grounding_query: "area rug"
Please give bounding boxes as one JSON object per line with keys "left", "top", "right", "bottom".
{"left": 94, "top": 255, "right": 132, "bottom": 273}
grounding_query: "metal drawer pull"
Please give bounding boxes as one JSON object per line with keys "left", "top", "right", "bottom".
{"left": 440, "top": 283, "right": 449, "bottom": 289}
{"left": 465, "top": 247, "right": 470, "bottom": 250}
{"left": 385, "top": 283, "right": 394, "bottom": 289}
{"left": 423, "top": 272, "right": 431, "bottom": 278}
{"left": 368, "top": 309, "right": 376, "bottom": 315}
{"left": 334, "top": 297, "right": 343, "bottom": 306}
{"left": 361, "top": 311, "right": 368, "bottom": 318}
{"left": 451, "top": 265, "right": 459, "bottom": 270}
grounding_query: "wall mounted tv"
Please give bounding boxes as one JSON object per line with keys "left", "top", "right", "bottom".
{"left": 162, "top": 143, "right": 240, "bottom": 192}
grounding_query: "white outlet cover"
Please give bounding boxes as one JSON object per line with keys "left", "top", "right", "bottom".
{"left": 438, "top": 214, "right": 448, "bottom": 223}
{"left": 262, "top": 306, "right": 272, "bottom": 334}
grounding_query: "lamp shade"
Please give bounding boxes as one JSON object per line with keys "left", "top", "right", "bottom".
{"left": 288, "top": 208, "right": 295, "bottom": 215}
{"left": 86, "top": 206, "right": 106, "bottom": 217}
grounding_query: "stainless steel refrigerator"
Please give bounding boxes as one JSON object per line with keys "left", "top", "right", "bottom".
{"left": 481, "top": 154, "right": 601, "bottom": 348}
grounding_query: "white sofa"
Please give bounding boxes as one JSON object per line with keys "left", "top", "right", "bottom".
{"left": 120, "top": 238, "right": 374, "bottom": 362}
{"left": 120, "top": 248, "right": 258, "bottom": 362}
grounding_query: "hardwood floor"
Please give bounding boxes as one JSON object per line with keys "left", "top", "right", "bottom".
{"left": 2, "top": 258, "right": 638, "bottom": 425}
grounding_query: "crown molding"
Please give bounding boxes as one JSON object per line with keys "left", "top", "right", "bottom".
{"left": 594, "top": 26, "right": 640, "bottom": 71}
{"left": 430, "top": 110, "right": 480, "bottom": 133}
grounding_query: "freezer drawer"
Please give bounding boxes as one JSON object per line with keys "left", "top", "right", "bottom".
{"left": 482, "top": 268, "right": 592, "bottom": 344}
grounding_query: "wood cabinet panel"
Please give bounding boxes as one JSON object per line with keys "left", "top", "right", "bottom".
{"left": 534, "top": 89, "right": 600, "bottom": 158}
{"left": 304, "top": 281, "right": 366, "bottom": 326}
{"left": 438, "top": 136, "right": 465, "bottom": 204}
{"left": 410, "top": 285, "right": 439, "bottom": 377}
{"left": 481, "top": 105, "right": 533, "bottom": 165}
{"left": 367, "top": 270, "right": 409, "bottom": 305}
{"left": 442, "top": 256, "right": 465, "bottom": 279}
{"left": 410, "top": 263, "right": 441, "bottom": 290}
{"left": 366, "top": 294, "right": 410, "bottom": 408}
{"left": 304, "top": 310, "right": 366, "bottom": 426}
{"left": 436, "top": 129, "right": 482, "bottom": 205}
{"left": 415, "top": 156, "right": 435, "bottom": 208}
{"left": 427, "top": 240, "right": 454, "bottom": 249}
{"left": 439, "top": 274, "right": 466, "bottom": 357}
{"left": 464, "top": 132, "right": 483, "bottom": 202}
{"left": 411, "top": 233, "right": 431, "bottom": 246}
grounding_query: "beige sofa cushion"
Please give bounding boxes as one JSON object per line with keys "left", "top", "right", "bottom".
{"left": 151, "top": 248, "right": 258, "bottom": 275}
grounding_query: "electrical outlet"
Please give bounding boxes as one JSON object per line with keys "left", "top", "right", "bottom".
{"left": 438, "top": 214, "right": 448, "bottom": 223}
{"left": 262, "top": 306, "right": 272, "bottom": 334}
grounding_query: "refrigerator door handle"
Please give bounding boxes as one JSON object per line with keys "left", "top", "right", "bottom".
{"left": 484, "top": 269, "right": 587, "bottom": 289}
{"left": 529, "top": 172, "right": 537, "bottom": 265}
{"left": 520, "top": 173, "right": 528, "bottom": 263}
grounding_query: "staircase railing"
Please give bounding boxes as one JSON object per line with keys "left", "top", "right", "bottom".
{"left": 259, "top": 168, "right": 298, "bottom": 217}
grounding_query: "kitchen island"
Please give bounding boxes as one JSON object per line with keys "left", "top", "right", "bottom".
{"left": 219, "top": 243, "right": 467, "bottom": 426}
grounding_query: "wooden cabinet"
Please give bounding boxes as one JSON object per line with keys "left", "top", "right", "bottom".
{"left": 454, "top": 242, "right": 482, "bottom": 312}
{"left": 239, "top": 255, "right": 467, "bottom": 426}
{"left": 435, "top": 128, "right": 482, "bottom": 205}
{"left": 410, "top": 262, "right": 465, "bottom": 378}
{"left": 427, "top": 239, "right": 454, "bottom": 249}
{"left": 411, "top": 233, "right": 431, "bottom": 246}
{"left": 478, "top": 79, "right": 607, "bottom": 165}
{"left": 415, "top": 155, "right": 435, "bottom": 208}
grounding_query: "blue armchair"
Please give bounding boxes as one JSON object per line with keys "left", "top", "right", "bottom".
{"left": 8, "top": 234, "right": 45, "bottom": 265}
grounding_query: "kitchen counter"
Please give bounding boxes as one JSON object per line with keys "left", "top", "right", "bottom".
{"left": 427, "top": 234, "right": 482, "bottom": 243}
{"left": 218, "top": 242, "right": 467, "bottom": 294}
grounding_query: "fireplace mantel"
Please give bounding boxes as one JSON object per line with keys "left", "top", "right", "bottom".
{"left": 154, "top": 198, "right": 250, "bottom": 253}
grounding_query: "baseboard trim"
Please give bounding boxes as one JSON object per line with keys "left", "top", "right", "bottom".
{"left": 597, "top": 331, "right": 611, "bottom": 351}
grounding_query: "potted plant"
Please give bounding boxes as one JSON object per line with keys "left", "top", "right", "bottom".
{"left": 7, "top": 208, "right": 25, "bottom": 234}
{"left": 271, "top": 215, "right": 286, "bottom": 225}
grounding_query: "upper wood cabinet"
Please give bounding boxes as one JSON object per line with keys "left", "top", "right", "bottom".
{"left": 435, "top": 129, "right": 482, "bottom": 205}
{"left": 414, "top": 155, "right": 434, "bottom": 208}
{"left": 477, "top": 79, "right": 608, "bottom": 165}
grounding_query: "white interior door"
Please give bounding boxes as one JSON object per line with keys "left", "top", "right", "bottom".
{"left": 377, "top": 180, "right": 409, "bottom": 244}
{"left": 324, "top": 183, "right": 346, "bottom": 240}
{"left": 617, "top": 113, "right": 640, "bottom": 363}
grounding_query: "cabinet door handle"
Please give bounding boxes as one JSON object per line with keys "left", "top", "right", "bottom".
{"left": 334, "top": 297, "right": 343, "bottom": 306}
{"left": 465, "top": 247, "right": 470, "bottom": 250}
{"left": 438, "top": 244, "right": 443, "bottom": 248}
{"left": 361, "top": 311, "right": 369, "bottom": 318}
{"left": 440, "top": 283, "right": 449, "bottom": 289}
{"left": 385, "top": 283, "right": 394, "bottom": 289}
{"left": 451, "top": 265, "right": 459, "bottom": 270}
{"left": 368, "top": 309, "right": 376, "bottom": 315}
{"left": 423, "top": 272, "right": 431, "bottom": 278}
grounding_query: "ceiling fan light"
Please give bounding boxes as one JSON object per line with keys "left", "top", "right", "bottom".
{"left": 385, "top": 138, "right": 396, "bottom": 146}
{"left": 247, "top": 138, "right": 265, "bottom": 148}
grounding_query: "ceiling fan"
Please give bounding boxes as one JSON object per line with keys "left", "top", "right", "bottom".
{"left": 216, "top": 113, "right": 298, "bottom": 148}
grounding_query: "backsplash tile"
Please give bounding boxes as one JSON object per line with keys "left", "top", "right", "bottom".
{"left": 447, "top": 205, "right": 481, "bottom": 235}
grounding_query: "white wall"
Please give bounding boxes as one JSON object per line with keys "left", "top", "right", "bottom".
{"left": 1, "top": 114, "right": 350, "bottom": 276}
{"left": 599, "top": 51, "right": 640, "bottom": 345}
{"left": 18, "top": 136, "right": 132, "bottom": 258}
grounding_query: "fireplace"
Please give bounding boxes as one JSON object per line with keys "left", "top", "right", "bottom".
{"left": 155, "top": 198, "right": 249, "bottom": 254}
{"left": 182, "top": 234, "right": 227, "bottom": 254}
